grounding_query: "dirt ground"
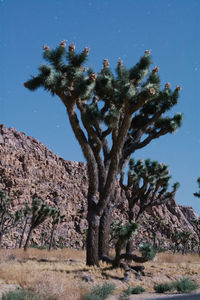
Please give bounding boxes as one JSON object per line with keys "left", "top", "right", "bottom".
{"left": 0, "top": 249, "right": 199, "bottom": 299}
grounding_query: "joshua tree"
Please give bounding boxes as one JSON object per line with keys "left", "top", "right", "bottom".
{"left": 194, "top": 178, "right": 200, "bottom": 198}
{"left": 24, "top": 197, "right": 57, "bottom": 251}
{"left": 120, "top": 159, "right": 179, "bottom": 252}
{"left": 0, "top": 190, "right": 22, "bottom": 246}
{"left": 171, "top": 229, "right": 191, "bottom": 254}
{"left": 120, "top": 159, "right": 179, "bottom": 222}
{"left": 49, "top": 209, "right": 65, "bottom": 251}
{"left": 192, "top": 218, "right": 200, "bottom": 254}
{"left": 105, "top": 220, "right": 156, "bottom": 280}
{"left": 19, "top": 202, "right": 31, "bottom": 248}
{"left": 179, "top": 230, "right": 191, "bottom": 254}
{"left": 24, "top": 41, "right": 182, "bottom": 265}
{"left": 111, "top": 220, "right": 138, "bottom": 268}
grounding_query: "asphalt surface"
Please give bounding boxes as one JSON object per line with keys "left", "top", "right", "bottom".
{"left": 145, "top": 293, "right": 200, "bottom": 300}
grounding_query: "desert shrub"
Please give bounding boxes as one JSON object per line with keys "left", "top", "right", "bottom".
{"left": 174, "top": 278, "right": 199, "bottom": 293}
{"left": 2, "top": 288, "right": 49, "bottom": 300}
{"left": 122, "top": 286, "right": 132, "bottom": 296}
{"left": 84, "top": 282, "right": 115, "bottom": 300}
{"left": 154, "top": 283, "right": 174, "bottom": 293}
{"left": 131, "top": 286, "right": 146, "bottom": 294}
{"left": 154, "top": 278, "right": 199, "bottom": 294}
{"left": 30, "top": 244, "right": 48, "bottom": 250}
{"left": 139, "top": 242, "right": 156, "bottom": 260}
{"left": 119, "top": 285, "right": 145, "bottom": 299}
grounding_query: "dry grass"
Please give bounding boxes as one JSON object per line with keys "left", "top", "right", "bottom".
{"left": 156, "top": 252, "right": 200, "bottom": 264}
{"left": 0, "top": 249, "right": 199, "bottom": 299}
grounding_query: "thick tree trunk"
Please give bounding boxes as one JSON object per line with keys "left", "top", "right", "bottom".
{"left": 86, "top": 211, "right": 100, "bottom": 266}
{"left": 99, "top": 202, "right": 113, "bottom": 259}
{"left": 0, "top": 232, "right": 3, "bottom": 247}
{"left": 113, "top": 238, "right": 124, "bottom": 268}
{"left": 24, "top": 226, "right": 33, "bottom": 251}
{"left": 19, "top": 218, "right": 28, "bottom": 248}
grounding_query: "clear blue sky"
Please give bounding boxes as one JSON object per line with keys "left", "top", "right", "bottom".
{"left": 1, "top": 0, "right": 200, "bottom": 214}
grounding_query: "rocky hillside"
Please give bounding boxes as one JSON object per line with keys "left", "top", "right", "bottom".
{"left": 0, "top": 124, "right": 199, "bottom": 249}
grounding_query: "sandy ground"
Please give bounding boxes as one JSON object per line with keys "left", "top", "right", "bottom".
{"left": 0, "top": 250, "right": 199, "bottom": 299}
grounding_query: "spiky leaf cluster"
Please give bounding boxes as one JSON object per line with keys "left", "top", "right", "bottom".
{"left": 51, "top": 209, "right": 65, "bottom": 226}
{"left": 194, "top": 177, "right": 200, "bottom": 198}
{"left": 24, "top": 42, "right": 182, "bottom": 136}
{"left": 0, "top": 190, "right": 22, "bottom": 235}
{"left": 139, "top": 242, "right": 156, "bottom": 260}
{"left": 121, "top": 159, "right": 179, "bottom": 221}
{"left": 111, "top": 220, "right": 138, "bottom": 241}
{"left": 30, "top": 198, "right": 57, "bottom": 229}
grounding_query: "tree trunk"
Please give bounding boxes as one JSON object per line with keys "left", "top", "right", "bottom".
{"left": 113, "top": 238, "right": 124, "bottom": 268}
{"left": 49, "top": 224, "right": 56, "bottom": 251}
{"left": 0, "top": 232, "right": 3, "bottom": 247}
{"left": 99, "top": 203, "right": 113, "bottom": 259}
{"left": 24, "top": 226, "right": 33, "bottom": 251}
{"left": 86, "top": 211, "right": 100, "bottom": 266}
{"left": 19, "top": 218, "right": 28, "bottom": 248}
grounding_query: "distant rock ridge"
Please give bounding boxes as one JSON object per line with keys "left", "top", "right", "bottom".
{"left": 0, "top": 124, "right": 198, "bottom": 249}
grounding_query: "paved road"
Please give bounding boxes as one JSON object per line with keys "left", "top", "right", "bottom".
{"left": 145, "top": 293, "right": 200, "bottom": 300}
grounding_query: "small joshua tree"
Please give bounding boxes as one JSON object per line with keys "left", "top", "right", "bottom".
{"left": 120, "top": 159, "right": 179, "bottom": 252}
{"left": 179, "top": 230, "right": 191, "bottom": 254}
{"left": 0, "top": 190, "right": 22, "bottom": 246}
{"left": 24, "top": 197, "right": 57, "bottom": 251}
{"left": 111, "top": 220, "right": 138, "bottom": 268}
{"left": 192, "top": 218, "right": 200, "bottom": 255}
{"left": 171, "top": 229, "right": 191, "bottom": 254}
{"left": 120, "top": 158, "right": 179, "bottom": 222}
{"left": 106, "top": 220, "right": 156, "bottom": 279}
{"left": 19, "top": 202, "right": 31, "bottom": 248}
{"left": 49, "top": 209, "right": 65, "bottom": 251}
{"left": 194, "top": 178, "right": 200, "bottom": 198}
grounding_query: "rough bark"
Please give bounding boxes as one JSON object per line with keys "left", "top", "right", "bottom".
{"left": 98, "top": 203, "right": 113, "bottom": 258}
{"left": 86, "top": 210, "right": 100, "bottom": 266}
{"left": 113, "top": 238, "right": 125, "bottom": 268}
{"left": 48, "top": 223, "right": 56, "bottom": 251}
{"left": 19, "top": 217, "right": 28, "bottom": 248}
{"left": 24, "top": 226, "right": 33, "bottom": 251}
{"left": 0, "top": 232, "right": 3, "bottom": 247}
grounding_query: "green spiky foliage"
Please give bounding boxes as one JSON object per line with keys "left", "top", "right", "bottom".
{"left": 23, "top": 197, "right": 57, "bottom": 251}
{"left": 111, "top": 220, "right": 138, "bottom": 242}
{"left": 48, "top": 209, "right": 65, "bottom": 250}
{"left": 111, "top": 220, "right": 138, "bottom": 267}
{"left": 0, "top": 190, "right": 22, "bottom": 246}
{"left": 120, "top": 158, "right": 179, "bottom": 222}
{"left": 24, "top": 41, "right": 182, "bottom": 266}
{"left": 110, "top": 220, "right": 156, "bottom": 268}
{"left": 191, "top": 218, "right": 200, "bottom": 254}
{"left": 194, "top": 177, "right": 200, "bottom": 198}
{"left": 179, "top": 230, "right": 191, "bottom": 254}
{"left": 139, "top": 242, "right": 156, "bottom": 260}
{"left": 171, "top": 229, "right": 191, "bottom": 254}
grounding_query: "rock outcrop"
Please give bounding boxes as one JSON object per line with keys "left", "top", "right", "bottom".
{"left": 0, "top": 124, "right": 199, "bottom": 249}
